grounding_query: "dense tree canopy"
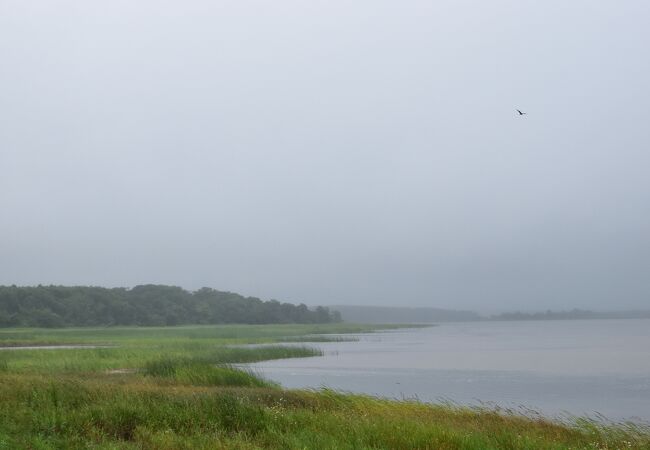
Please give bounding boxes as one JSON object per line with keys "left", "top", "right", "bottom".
{"left": 0, "top": 285, "right": 341, "bottom": 327}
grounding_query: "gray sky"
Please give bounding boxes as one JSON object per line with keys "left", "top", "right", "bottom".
{"left": 1, "top": 0, "right": 649, "bottom": 311}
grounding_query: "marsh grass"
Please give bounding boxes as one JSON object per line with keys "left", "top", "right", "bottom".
{"left": 0, "top": 324, "right": 341, "bottom": 374}
{"left": 143, "top": 356, "right": 277, "bottom": 387}
{"left": 0, "top": 375, "right": 648, "bottom": 450}
{"left": 0, "top": 323, "right": 411, "bottom": 346}
{"left": 0, "top": 323, "right": 648, "bottom": 449}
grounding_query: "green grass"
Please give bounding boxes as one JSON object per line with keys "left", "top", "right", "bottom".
{"left": 0, "top": 323, "right": 648, "bottom": 449}
{"left": 0, "top": 323, "right": 400, "bottom": 373}
{"left": 143, "top": 357, "right": 276, "bottom": 388}
{"left": 0, "top": 323, "right": 411, "bottom": 346}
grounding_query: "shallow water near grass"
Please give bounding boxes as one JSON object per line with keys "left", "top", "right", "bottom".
{"left": 248, "top": 319, "right": 650, "bottom": 423}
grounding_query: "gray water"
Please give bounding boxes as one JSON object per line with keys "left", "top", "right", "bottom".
{"left": 248, "top": 319, "right": 650, "bottom": 423}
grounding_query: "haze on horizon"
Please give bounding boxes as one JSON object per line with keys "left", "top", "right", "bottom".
{"left": 1, "top": 1, "right": 649, "bottom": 312}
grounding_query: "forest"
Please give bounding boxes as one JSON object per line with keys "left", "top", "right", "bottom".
{"left": 0, "top": 285, "right": 341, "bottom": 327}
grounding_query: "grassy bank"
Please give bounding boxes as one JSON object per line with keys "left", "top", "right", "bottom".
{"left": 0, "top": 323, "right": 405, "bottom": 373}
{"left": 0, "top": 324, "right": 648, "bottom": 449}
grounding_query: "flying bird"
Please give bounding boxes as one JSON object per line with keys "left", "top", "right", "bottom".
{"left": 517, "top": 109, "right": 526, "bottom": 116}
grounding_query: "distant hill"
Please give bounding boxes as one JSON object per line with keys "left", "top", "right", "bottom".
{"left": 490, "top": 309, "right": 650, "bottom": 321}
{"left": 331, "top": 305, "right": 481, "bottom": 324}
{"left": 0, "top": 285, "right": 341, "bottom": 328}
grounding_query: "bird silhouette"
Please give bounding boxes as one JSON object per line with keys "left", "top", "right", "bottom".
{"left": 517, "top": 109, "right": 526, "bottom": 116}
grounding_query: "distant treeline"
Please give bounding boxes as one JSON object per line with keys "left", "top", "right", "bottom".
{"left": 490, "top": 309, "right": 650, "bottom": 321}
{"left": 0, "top": 285, "right": 341, "bottom": 328}
{"left": 331, "top": 305, "right": 650, "bottom": 324}
{"left": 330, "top": 305, "right": 481, "bottom": 324}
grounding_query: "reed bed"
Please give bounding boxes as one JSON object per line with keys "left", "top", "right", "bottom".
{"left": 0, "top": 323, "right": 647, "bottom": 449}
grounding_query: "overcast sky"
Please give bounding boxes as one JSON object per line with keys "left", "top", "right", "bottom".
{"left": 1, "top": 0, "right": 649, "bottom": 311}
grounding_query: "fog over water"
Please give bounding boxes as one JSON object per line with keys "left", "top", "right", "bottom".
{"left": 1, "top": 1, "right": 649, "bottom": 311}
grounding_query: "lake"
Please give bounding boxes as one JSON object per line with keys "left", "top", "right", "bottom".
{"left": 248, "top": 319, "right": 650, "bottom": 423}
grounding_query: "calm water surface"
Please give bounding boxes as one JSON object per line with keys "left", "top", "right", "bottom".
{"left": 248, "top": 320, "right": 650, "bottom": 422}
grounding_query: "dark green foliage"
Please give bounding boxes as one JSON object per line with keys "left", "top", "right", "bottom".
{"left": 0, "top": 285, "right": 341, "bottom": 328}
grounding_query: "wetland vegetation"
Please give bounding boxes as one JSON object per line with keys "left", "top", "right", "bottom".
{"left": 0, "top": 324, "right": 648, "bottom": 449}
